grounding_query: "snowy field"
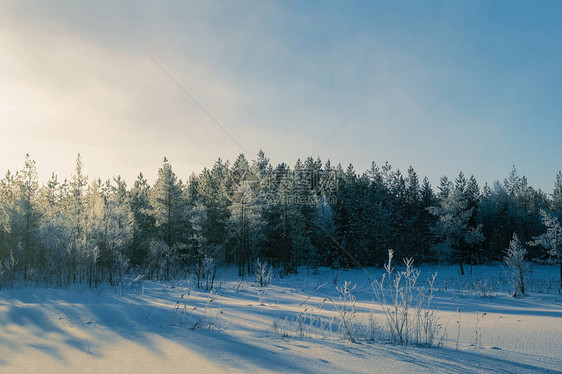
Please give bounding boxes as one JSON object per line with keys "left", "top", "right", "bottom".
{"left": 1, "top": 264, "right": 561, "bottom": 373}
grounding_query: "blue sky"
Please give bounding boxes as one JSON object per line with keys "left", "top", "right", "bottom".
{"left": 0, "top": 1, "right": 561, "bottom": 192}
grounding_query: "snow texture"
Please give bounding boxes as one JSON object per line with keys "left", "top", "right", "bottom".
{"left": 0, "top": 264, "right": 560, "bottom": 373}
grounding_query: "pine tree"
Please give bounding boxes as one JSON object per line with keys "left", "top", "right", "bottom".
{"left": 129, "top": 173, "right": 155, "bottom": 266}
{"left": 529, "top": 209, "right": 562, "bottom": 289}
{"left": 151, "top": 158, "right": 186, "bottom": 247}
{"left": 36, "top": 173, "right": 61, "bottom": 284}
{"left": 331, "top": 163, "right": 353, "bottom": 268}
{"left": 228, "top": 173, "right": 264, "bottom": 276}
{"left": 551, "top": 171, "right": 562, "bottom": 219}
{"left": 96, "top": 177, "right": 133, "bottom": 285}
{"left": 437, "top": 176, "right": 452, "bottom": 201}
{"left": 363, "top": 162, "right": 393, "bottom": 265}
{"left": 149, "top": 158, "right": 188, "bottom": 279}
{"left": 0, "top": 171, "right": 18, "bottom": 270}
{"left": 196, "top": 159, "right": 231, "bottom": 261}
{"left": 418, "top": 177, "right": 436, "bottom": 262}
{"left": 188, "top": 202, "right": 219, "bottom": 287}
{"left": 68, "top": 154, "right": 88, "bottom": 283}
{"left": 465, "top": 175, "right": 482, "bottom": 271}
{"left": 15, "top": 154, "right": 41, "bottom": 279}
{"left": 504, "top": 233, "right": 529, "bottom": 296}
{"left": 429, "top": 172, "right": 484, "bottom": 275}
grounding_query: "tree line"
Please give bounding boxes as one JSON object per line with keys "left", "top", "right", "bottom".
{"left": 0, "top": 151, "right": 561, "bottom": 287}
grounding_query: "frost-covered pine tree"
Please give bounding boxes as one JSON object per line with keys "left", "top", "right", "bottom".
{"left": 129, "top": 173, "right": 155, "bottom": 266}
{"left": 68, "top": 154, "right": 88, "bottom": 283}
{"left": 530, "top": 209, "right": 562, "bottom": 289}
{"left": 551, "top": 171, "right": 562, "bottom": 218}
{"left": 504, "top": 233, "right": 529, "bottom": 296}
{"left": 37, "top": 173, "right": 72, "bottom": 286}
{"left": 437, "top": 175, "right": 452, "bottom": 201}
{"left": 15, "top": 154, "right": 41, "bottom": 280}
{"left": 189, "top": 202, "right": 218, "bottom": 288}
{"left": 92, "top": 177, "right": 133, "bottom": 286}
{"left": 429, "top": 173, "right": 484, "bottom": 275}
{"left": 151, "top": 158, "right": 186, "bottom": 247}
{"left": 228, "top": 176, "right": 264, "bottom": 276}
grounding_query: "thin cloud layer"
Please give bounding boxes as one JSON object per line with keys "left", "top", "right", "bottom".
{"left": 1, "top": 1, "right": 561, "bottom": 190}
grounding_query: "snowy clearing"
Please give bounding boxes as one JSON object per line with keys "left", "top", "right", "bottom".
{"left": 1, "top": 264, "right": 561, "bottom": 373}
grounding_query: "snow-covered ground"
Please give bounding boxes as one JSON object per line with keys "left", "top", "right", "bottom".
{"left": 1, "top": 264, "right": 561, "bottom": 373}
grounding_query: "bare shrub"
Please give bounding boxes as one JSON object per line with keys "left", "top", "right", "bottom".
{"left": 196, "top": 256, "right": 216, "bottom": 290}
{"left": 332, "top": 281, "right": 359, "bottom": 342}
{"left": 255, "top": 259, "right": 272, "bottom": 287}
{"left": 373, "top": 249, "right": 444, "bottom": 347}
{"left": 413, "top": 273, "right": 443, "bottom": 346}
{"left": 470, "top": 312, "right": 486, "bottom": 349}
{"left": 191, "top": 289, "right": 224, "bottom": 330}
{"left": 1, "top": 249, "right": 18, "bottom": 288}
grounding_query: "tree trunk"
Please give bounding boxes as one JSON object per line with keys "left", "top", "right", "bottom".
{"left": 459, "top": 262, "right": 465, "bottom": 276}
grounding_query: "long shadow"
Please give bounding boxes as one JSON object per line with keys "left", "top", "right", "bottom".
{"left": 0, "top": 303, "right": 97, "bottom": 361}
{"left": 0, "top": 290, "right": 166, "bottom": 363}
{"left": 431, "top": 294, "right": 562, "bottom": 318}
{"left": 1, "top": 283, "right": 561, "bottom": 373}
{"left": 375, "top": 345, "right": 562, "bottom": 374}
{"left": 1, "top": 286, "right": 322, "bottom": 371}
{"left": 171, "top": 329, "right": 334, "bottom": 372}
